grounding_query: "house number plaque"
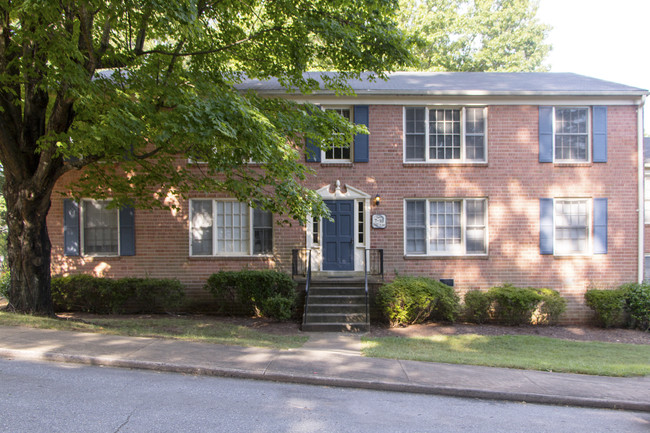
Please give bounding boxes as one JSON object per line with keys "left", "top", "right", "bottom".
{"left": 372, "top": 214, "right": 387, "bottom": 229}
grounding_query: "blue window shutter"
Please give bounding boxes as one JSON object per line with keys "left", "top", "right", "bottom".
{"left": 353, "top": 105, "right": 369, "bottom": 162}
{"left": 539, "top": 106, "right": 553, "bottom": 162}
{"left": 540, "top": 198, "right": 554, "bottom": 254}
{"left": 119, "top": 206, "right": 135, "bottom": 256}
{"left": 593, "top": 198, "right": 608, "bottom": 254}
{"left": 63, "top": 199, "right": 80, "bottom": 256}
{"left": 305, "top": 138, "right": 320, "bottom": 162}
{"left": 593, "top": 106, "right": 607, "bottom": 163}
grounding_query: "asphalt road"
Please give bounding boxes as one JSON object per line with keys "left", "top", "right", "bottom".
{"left": 1, "top": 359, "right": 648, "bottom": 433}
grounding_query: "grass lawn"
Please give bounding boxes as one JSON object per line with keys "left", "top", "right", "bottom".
{"left": 361, "top": 334, "right": 650, "bottom": 377}
{"left": 0, "top": 311, "right": 308, "bottom": 350}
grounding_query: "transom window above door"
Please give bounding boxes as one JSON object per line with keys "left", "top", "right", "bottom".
{"left": 404, "top": 107, "right": 487, "bottom": 163}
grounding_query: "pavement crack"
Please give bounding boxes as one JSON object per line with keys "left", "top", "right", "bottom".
{"left": 398, "top": 360, "right": 411, "bottom": 383}
{"left": 114, "top": 409, "right": 135, "bottom": 433}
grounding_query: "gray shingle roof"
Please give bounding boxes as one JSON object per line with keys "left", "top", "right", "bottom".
{"left": 238, "top": 72, "right": 648, "bottom": 96}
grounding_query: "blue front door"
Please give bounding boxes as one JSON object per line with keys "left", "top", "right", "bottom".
{"left": 323, "top": 200, "right": 355, "bottom": 271}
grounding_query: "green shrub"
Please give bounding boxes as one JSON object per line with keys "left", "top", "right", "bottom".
{"left": 0, "top": 271, "right": 9, "bottom": 301}
{"left": 621, "top": 282, "right": 650, "bottom": 331}
{"left": 463, "top": 290, "right": 490, "bottom": 324}
{"left": 584, "top": 288, "right": 628, "bottom": 328}
{"left": 487, "top": 284, "right": 543, "bottom": 326}
{"left": 118, "top": 277, "right": 185, "bottom": 313}
{"left": 204, "top": 270, "right": 297, "bottom": 320}
{"left": 378, "top": 276, "right": 460, "bottom": 326}
{"left": 51, "top": 275, "right": 185, "bottom": 314}
{"left": 535, "top": 288, "right": 567, "bottom": 325}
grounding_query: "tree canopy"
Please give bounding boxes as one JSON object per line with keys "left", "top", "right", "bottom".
{"left": 398, "top": 0, "right": 551, "bottom": 71}
{"left": 0, "top": 0, "right": 411, "bottom": 314}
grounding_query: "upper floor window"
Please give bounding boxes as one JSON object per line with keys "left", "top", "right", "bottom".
{"left": 539, "top": 106, "right": 607, "bottom": 163}
{"left": 404, "top": 107, "right": 486, "bottom": 163}
{"left": 324, "top": 108, "right": 352, "bottom": 162}
{"left": 190, "top": 200, "right": 273, "bottom": 256}
{"left": 555, "top": 108, "right": 589, "bottom": 162}
{"left": 405, "top": 198, "right": 487, "bottom": 256}
{"left": 645, "top": 173, "right": 650, "bottom": 224}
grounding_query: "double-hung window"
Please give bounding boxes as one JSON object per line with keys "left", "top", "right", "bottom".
{"left": 555, "top": 108, "right": 589, "bottom": 162}
{"left": 324, "top": 107, "right": 352, "bottom": 162}
{"left": 404, "top": 107, "right": 486, "bottom": 163}
{"left": 405, "top": 199, "right": 487, "bottom": 256}
{"left": 554, "top": 199, "right": 589, "bottom": 255}
{"left": 539, "top": 106, "right": 607, "bottom": 163}
{"left": 82, "top": 199, "right": 119, "bottom": 255}
{"left": 190, "top": 200, "right": 273, "bottom": 256}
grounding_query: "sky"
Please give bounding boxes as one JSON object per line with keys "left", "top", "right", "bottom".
{"left": 536, "top": 0, "right": 650, "bottom": 130}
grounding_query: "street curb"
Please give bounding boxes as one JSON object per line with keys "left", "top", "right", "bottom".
{"left": 1, "top": 348, "right": 648, "bottom": 413}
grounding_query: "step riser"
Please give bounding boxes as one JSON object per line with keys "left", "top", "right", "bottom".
{"left": 308, "top": 296, "right": 366, "bottom": 305}
{"left": 308, "top": 305, "right": 366, "bottom": 314}
{"left": 308, "top": 288, "right": 366, "bottom": 296}
{"left": 301, "top": 323, "right": 369, "bottom": 332}
{"left": 305, "top": 313, "right": 367, "bottom": 323}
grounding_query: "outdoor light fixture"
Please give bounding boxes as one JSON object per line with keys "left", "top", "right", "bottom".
{"left": 375, "top": 194, "right": 381, "bottom": 206}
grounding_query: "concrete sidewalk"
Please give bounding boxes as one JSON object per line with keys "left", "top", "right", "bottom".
{"left": 1, "top": 326, "right": 648, "bottom": 412}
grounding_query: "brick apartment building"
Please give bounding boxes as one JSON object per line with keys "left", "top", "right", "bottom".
{"left": 49, "top": 72, "right": 648, "bottom": 324}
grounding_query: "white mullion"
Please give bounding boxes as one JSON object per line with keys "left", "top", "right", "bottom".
{"left": 212, "top": 200, "right": 217, "bottom": 256}
{"left": 425, "top": 199, "right": 431, "bottom": 255}
{"left": 461, "top": 199, "right": 467, "bottom": 254}
{"left": 461, "top": 107, "right": 466, "bottom": 162}
{"left": 249, "top": 205, "right": 254, "bottom": 255}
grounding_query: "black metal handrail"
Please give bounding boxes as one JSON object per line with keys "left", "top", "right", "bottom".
{"left": 292, "top": 248, "right": 312, "bottom": 326}
{"left": 364, "top": 248, "right": 384, "bottom": 328}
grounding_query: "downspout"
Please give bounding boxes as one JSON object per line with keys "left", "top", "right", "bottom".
{"left": 638, "top": 95, "right": 646, "bottom": 283}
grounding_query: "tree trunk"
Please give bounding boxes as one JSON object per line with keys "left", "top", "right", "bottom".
{"left": 5, "top": 177, "right": 55, "bottom": 316}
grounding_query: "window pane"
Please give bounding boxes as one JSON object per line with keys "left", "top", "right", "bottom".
{"left": 555, "top": 108, "right": 588, "bottom": 162}
{"left": 429, "top": 200, "right": 461, "bottom": 252}
{"left": 191, "top": 200, "right": 213, "bottom": 255}
{"left": 83, "top": 200, "right": 118, "bottom": 255}
{"left": 429, "top": 109, "right": 461, "bottom": 160}
{"left": 406, "top": 201, "right": 426, "bottom": 253}
{"left": 555, "top": 199, "right": 588, "bottom": 254}
{"left": 406, "top": 108, "right": 426, "bottom": 161}
{"left": 253, "top": 207, "right": 273, "bottom": 254}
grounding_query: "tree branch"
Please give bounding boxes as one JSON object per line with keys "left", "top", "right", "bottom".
{"left": 139, "top": 26, "right": 285, "bottom": 57}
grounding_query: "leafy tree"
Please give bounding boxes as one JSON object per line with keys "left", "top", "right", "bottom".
{"left": 0, "top": 0, "right": 411, "bottom": 315}
{"left": 398, "top": 0, "right": 550, "bottom": 71}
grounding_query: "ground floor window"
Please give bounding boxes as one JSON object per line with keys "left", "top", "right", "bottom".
{"left": 190, "top": 200, "right": 273, "bottom": 256}
{"left": 405, "top": 198, "right": 487, "bottom": 255}
{"left": 82, "top": 199, "right": 119, "bottom": 255}
{"left": 554, "top": 199, "right": 589, "bottom": 255}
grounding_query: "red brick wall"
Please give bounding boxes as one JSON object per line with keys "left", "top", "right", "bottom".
{"left": 48, "top": 104, "right": 640, "bottom": 322}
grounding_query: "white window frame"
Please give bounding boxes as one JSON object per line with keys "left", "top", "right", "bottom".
{"left": 321, "top": 106, "right": 353, "bottom": 163}
{"left": 189, "top": 199, "right": 273, "bottom": 257}
{"left": 644, "top": 254, "right": 650, "bottom": 282}
{"left": 644, "top": 172, "right": 650, "bottom": 225}
{"left": 552, "top": 106, "right": 592, "bottom": 163}
{"left": 403, "top": 106, "right": 487, "bottom": 164}
{"left": 80, "top": 199, "right": 120, "bottom": 257}
{"left": 404, "top": 198, "right": 488, "bottom": 257}
{"left": 553, "top": 198, "right": 592, "bottom": 256}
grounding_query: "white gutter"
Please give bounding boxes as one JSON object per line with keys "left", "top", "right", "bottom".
{"left": 638, "top": 95, "right": 646, "bottom": 283}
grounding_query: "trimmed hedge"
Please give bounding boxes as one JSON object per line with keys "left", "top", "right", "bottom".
{"left": 204, "top": 270, "right": 296, "bottom": 321}
{"left": 378, "top": 276, "right": 460, "bottom": 326}
{"left": 463, "top": 285, "right": 566, "bottom": 326}
{"left": 586, "top": 283, "right": 650, "bottom": 330}
{"left": 584, "top": 287, "right": 628, "bottom": 328}
{"left": 51, "top": 275, "right": 185, "bottom": 314}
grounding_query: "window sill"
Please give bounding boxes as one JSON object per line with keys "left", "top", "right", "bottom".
{"left": 551, "top": 162, "right": 592, "bottom": 167}
{"left": 404, "top": 254, "right": 489, "bottom": 260}
{"left": 188, "top": 255, "right": 273, "bottom": 260}
{"left": 320, "top": 162, "right": 354, "bottom": 167}
{"left": 552, "top": 253, "right": 595, "bottom": 259}
{"left": 81, "top": 254, "right": 121, "bottom": 259}
{"left": 403, "top": 162, "right": 488, "bottom": 167}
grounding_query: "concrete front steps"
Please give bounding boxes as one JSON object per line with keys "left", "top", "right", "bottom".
{"left": 301, "top": 280, "right": 369, "bottom": 332}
